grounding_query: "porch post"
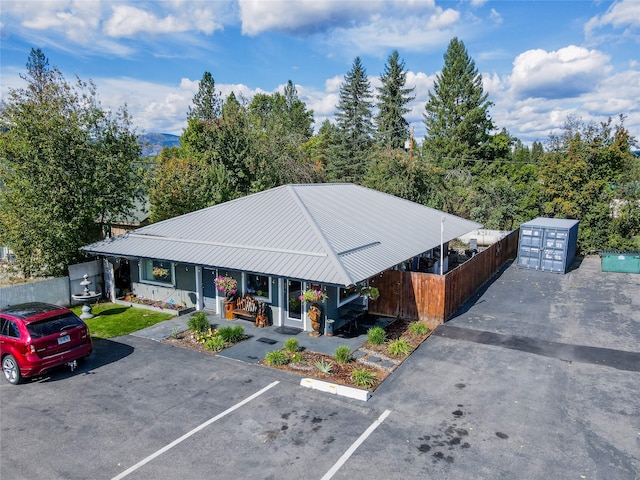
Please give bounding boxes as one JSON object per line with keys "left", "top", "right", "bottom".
{"left": 195, "top": 266, "right": 203, "bottom": 311}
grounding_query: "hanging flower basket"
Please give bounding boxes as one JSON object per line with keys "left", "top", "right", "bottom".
{"left": 299, "top": 288, "right": 327, "bottom": 304}
{"left": 215, "top": 276, "right": 238, "bottom": 299}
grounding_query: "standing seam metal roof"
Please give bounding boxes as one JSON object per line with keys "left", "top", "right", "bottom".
{"left": 82, "top": 183, "right": 482, "bottom": 286}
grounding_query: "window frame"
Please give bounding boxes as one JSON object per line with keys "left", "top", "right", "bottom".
{"left": 139, "top": 259, "right": 175, "bottom": 287}
{"left": 244, "top": 273, "right": 272, "bottom": 303}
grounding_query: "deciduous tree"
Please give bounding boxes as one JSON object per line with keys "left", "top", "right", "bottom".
{"left": 0, "top": 49, "right": 142, "bottom": 276}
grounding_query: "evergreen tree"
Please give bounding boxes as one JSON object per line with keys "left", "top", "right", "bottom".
{"left": 0, "top": 49, "right": 142, "bottom": 276}
{"left": 187, "top": 71, "right": 222, "bottom": 122}
{"left": 423, "top": 38, "right": 494, "bottom": 168}
{"left": 331, "top": 57, "right": 374, "bottom": 183}
{"left": 283, "top": 80, "right": 314, "bottom": 139}
{"left": 376, "top": 50, "right": 415, "bottom": 149}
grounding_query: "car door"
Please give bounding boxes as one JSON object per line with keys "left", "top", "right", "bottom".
{"left": 0, "top": 317, "right": 23, "bottom": 357}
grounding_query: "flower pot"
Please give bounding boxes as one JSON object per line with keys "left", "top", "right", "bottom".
{"left": 224, "top": 299, "right": 236, "bottom": 320}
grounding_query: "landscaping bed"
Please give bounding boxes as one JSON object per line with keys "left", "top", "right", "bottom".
{"left": 161, "top": 313, "right": 437, "bottom": 391}
{"left": 259, "top": 317, "right": 437, "bottom": 390}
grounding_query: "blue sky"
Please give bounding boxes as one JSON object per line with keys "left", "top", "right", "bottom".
{"left": 1, "top": 0, "right": 638, "bottom": 146}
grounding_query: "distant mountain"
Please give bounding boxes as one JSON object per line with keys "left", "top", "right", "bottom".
{"left": 138, "top": 133, "right": 181, "bottom": 157}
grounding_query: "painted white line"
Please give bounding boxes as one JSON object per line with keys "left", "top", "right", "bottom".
{"left": 320, "top": 409, "right": 392, "bottom": 480}
{"left": 111, "top": 380, "right": 279, "bottom": 480}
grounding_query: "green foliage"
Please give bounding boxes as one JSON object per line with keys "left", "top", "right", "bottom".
{"left": 334, "top": 346, "right": 352, "bottom": 364}
{"left": 367, "top": 326, "right": 387, "bottom": 345}
{"left": 204, "top": 335, "right": 228, "bottom": 352}
{"left": 409, "top": 322, "right": 429, "bottom": 336}
{"left": 147, "top": 150, "right": 215, "bottom": 222}
{"left": 387, "top": 338, "right": 412, "bottom": 357}
{"left": 290, "top": 352, "right": 304, "bottom": 364}
{"left": 187, "top": 71, "right": 222, "bottom": 121}
{"left": 265, "top": 350, "right": 289, "bottom": 366}
{"left": 538, "top": 115, "right": 638, "bottom": 251}
{"left": 423, "top": 37, "right": 494, "bottom": 169}
{"left": 376, "top": 50, "right": 415, "bottom": 149}
{"left": 329, "top": 57, "right": 375, "bottom": 183}
{"left": 284, "top": 337, "right": 300, "bottom": 353}
{"left": 351, "top": 369, "right": 377, "bottom": 389}
{"left": 187, "top": 312, "right": 210, "bottom": 333}
{"left": 217, "top": 325, "right": 245, "bottom": 344}
{"left": 0, "top": 49, "right": 143, "bottom": 277}
{"left": 314, "top": 360, "right": 333, "bottom": 373}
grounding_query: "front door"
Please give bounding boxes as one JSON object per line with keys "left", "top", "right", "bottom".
{"left": 285, "top": 279, "right": 303, "bottom": 329}
{"left": 202, "top": 268, "right": 218, "bottom": 312}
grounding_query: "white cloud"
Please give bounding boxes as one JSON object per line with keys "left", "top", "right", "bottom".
{"left": 103, "top": 4, "right": 220, "bottom": 37}
{"left": 488, "top": 8, "right": 502, "bottom": 25}
{"left": 585, "top": 0, "right": 640, "bottom": 42}
{"left": 508, "top": 45, "right": 611, "bottom": 100}
{"left": 17, "top": 0, "right": 103, "bottom": 44}
{"left": 238, "top": 0, "right": 389, "bottom": 36}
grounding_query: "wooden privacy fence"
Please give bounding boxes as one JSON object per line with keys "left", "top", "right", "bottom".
{"left": 369, "top": 229, "right": 520, "bottom": 324}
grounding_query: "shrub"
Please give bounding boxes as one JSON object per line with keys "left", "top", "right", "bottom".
{"left": 387, "top": 338, "right": 412, "bottom": 356}
{"left": 217, "top": 325, "right": 245, "bottom": 344}
{"left": 187, "top": 312, "right": 210, "bottom": 333}
{"left": 314, "top": 360, "right": 333, "bottom": 373}
{"left": 410, "top": 322, "right": 429, "bottom": 335}
{"left": 196, "top": 328, "right": 214, "bottom": 344}
{"left": 265, "top": 350, "right": 289, "bottom": 366}
{"left": 334, "top": 345, "right": 352, "bottom": 364}
{"left": 284, "top": 337, "right": 300, "bottom": 353}
{"left": 290, "top": 352, "right": 304, "bottom": 364}
{"left": 205, "top": 335, "right": 228, "bottom": 352}
{"left": 367, "top": 326, "right": 386, "bottom": 345}
{"left": 351, "top": 369, "right": 377, "bottom": 388}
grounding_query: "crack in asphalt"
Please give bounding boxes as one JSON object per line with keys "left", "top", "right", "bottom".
{"left": 436, "top": 324, "right": 640, "bottom": 372}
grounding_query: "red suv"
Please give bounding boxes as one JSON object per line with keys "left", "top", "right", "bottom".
{"left": 0, "top": 302, "right": 92, "bottom": 384}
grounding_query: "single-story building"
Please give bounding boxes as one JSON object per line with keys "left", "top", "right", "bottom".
{"left": 81, "top": 183, "right": 481, "bottom": 334}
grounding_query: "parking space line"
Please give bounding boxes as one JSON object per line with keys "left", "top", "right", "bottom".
{"left": 111, "top": 380, "right": 279, "bottom": 480}
{"left": 320, "top": 409, "right": 392, "bottom": 480}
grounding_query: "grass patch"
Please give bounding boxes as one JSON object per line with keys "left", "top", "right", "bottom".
{"left": 71, "top": 303, "right": 174, "bottom": 339}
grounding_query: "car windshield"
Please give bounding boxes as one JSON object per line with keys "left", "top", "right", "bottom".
{"left": 27, "top": 314, "right": 84, "bottom": 339}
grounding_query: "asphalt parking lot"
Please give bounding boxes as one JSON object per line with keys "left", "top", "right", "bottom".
{"left": 1, "top": 256, "right": 639, "bottom": 479}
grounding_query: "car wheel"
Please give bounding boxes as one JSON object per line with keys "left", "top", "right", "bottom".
{"left": 2, "top": 355, "right": 22, "bottom": 385}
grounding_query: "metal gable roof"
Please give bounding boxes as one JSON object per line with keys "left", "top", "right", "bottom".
{"left": 82, "top": 183, "right": 481, "bottom": 286}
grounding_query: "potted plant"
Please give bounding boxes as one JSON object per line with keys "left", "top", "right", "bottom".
{"left": 299, "top": 288, "right": 328, "bottom": 304}
{"left": 215, "top": 276, "right": 238, "bottom": 319}
{"left": 299, "top": 288, "right": 327, "bottom": 336}
{"left": 358, "top": 286, "right": 380, "bottom": 301}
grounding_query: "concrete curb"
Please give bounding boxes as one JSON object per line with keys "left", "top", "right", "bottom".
{"left": 300, "top": 377, "right": 371, "bottom": 401}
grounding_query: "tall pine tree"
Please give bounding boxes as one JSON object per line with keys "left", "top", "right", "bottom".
{"left": 376, "top": 50, "right": 415, "bottom": 149}
{"left": 330, "top": 57, "right": 374, "bottom": 183}
{"left": 423, "top": 38, "right": 494, "bottom": 168}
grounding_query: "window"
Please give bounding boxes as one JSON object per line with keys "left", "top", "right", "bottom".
{"left": 27, "top": 314, "right": 84, "bottom": 339}
{"left": 339, "top": 284, "right": 359, "bottom": 305}
{"left": 0, "top": 319, "right": 20, "bottom": 338}
{"left": 246, "top": 274, "right": 271, "bottom": 301}
{"left": 140, "top": 259, "right": 174, "bottom": 285}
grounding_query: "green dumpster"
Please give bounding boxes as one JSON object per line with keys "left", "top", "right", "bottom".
{"left": 600, "top": 251, "right": 640, "bottom": 273}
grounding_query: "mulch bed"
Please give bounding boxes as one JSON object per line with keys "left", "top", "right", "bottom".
{"left": 161, "top": 317, "right": 438, "bottom": 391}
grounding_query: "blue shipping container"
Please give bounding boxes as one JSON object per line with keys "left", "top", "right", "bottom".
{"left": 517, "top": 218, "right": 579, "bottom": 274}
